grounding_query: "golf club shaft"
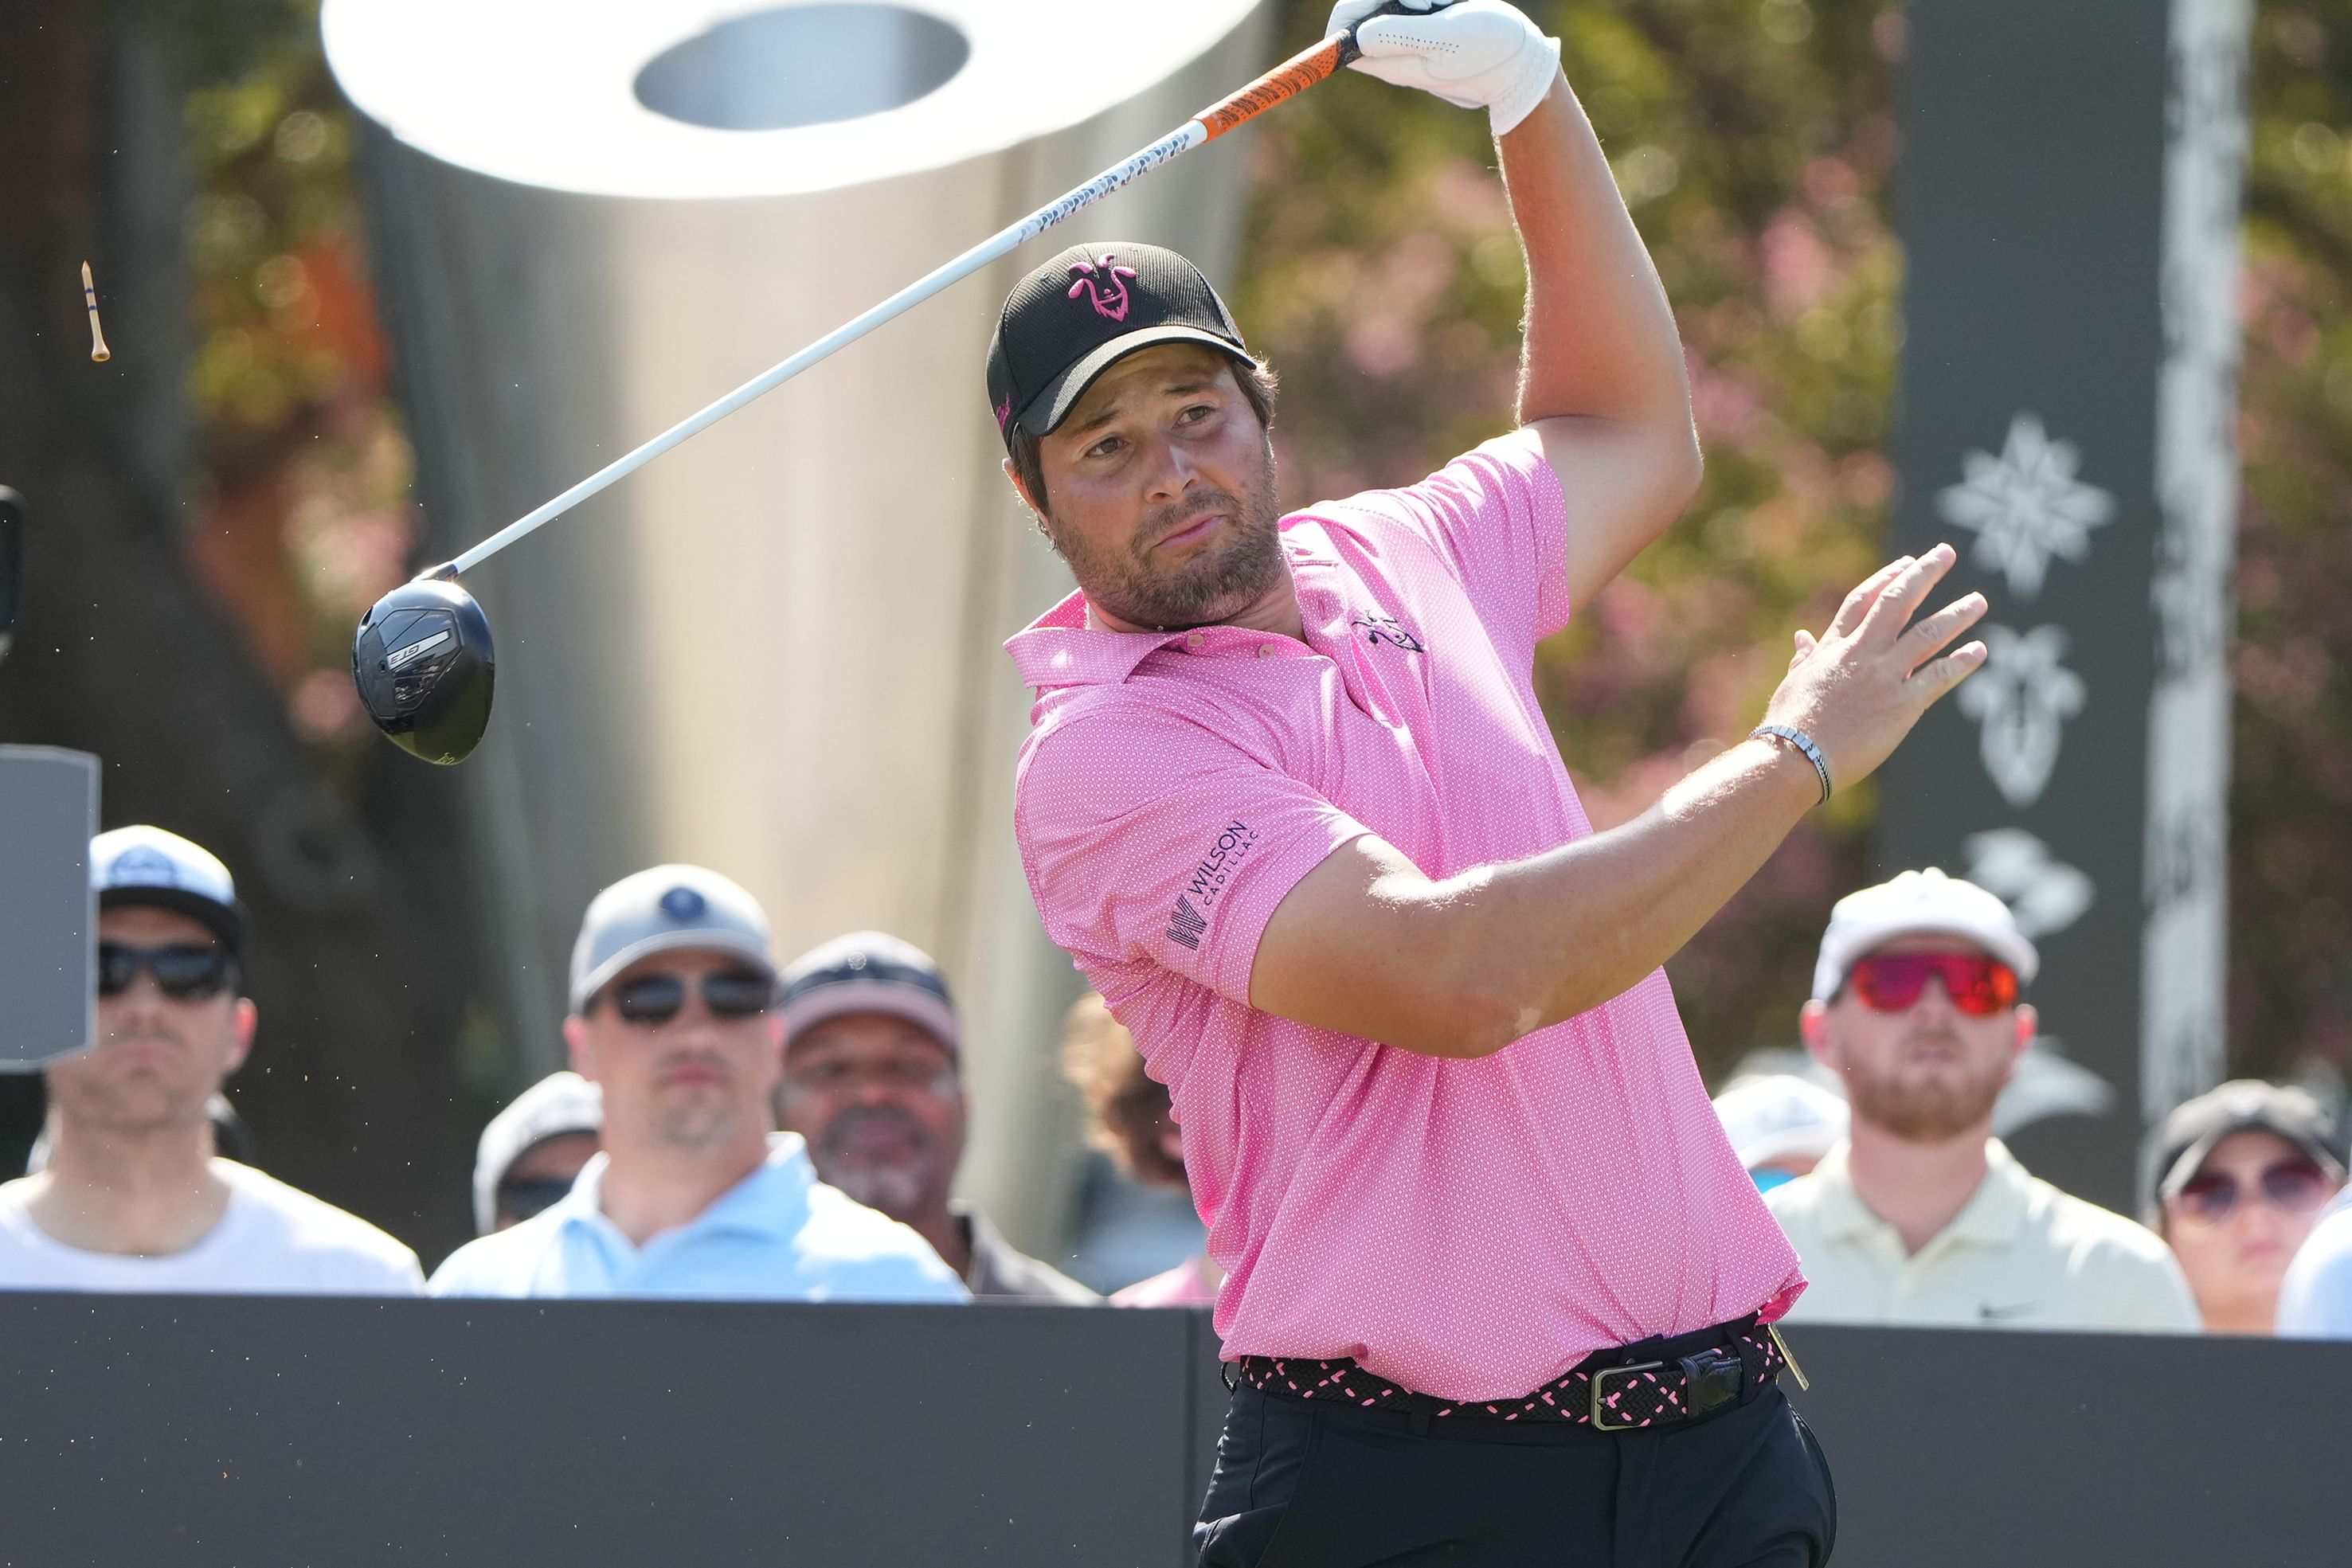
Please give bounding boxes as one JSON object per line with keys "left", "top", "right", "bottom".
{"left": 445, "top": 28, "right": 1364, "bottom": 577}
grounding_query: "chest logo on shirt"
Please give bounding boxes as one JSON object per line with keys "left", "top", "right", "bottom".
{"left": 1165, "top": 819, "right": 1259, "bottom": 951}
{"left": 1352, "top": 610, "right": 1425, "bottom": 653}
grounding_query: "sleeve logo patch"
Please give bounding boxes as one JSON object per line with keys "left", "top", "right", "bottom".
{"left": 1165, "top": 819, "right": 1258, "bottom": 951}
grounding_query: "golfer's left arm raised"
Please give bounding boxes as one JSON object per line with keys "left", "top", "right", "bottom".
{"left": 1340, "top": 0, "right": 1700, "bottom": 608}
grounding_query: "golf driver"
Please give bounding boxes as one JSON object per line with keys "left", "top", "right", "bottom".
{"left": 354, "top": 10, "right": 1403, "bottom": 764}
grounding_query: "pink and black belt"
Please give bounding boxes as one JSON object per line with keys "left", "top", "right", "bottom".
{"left": 1231, "top": 1314, "right": 1800, "bottom": 1433}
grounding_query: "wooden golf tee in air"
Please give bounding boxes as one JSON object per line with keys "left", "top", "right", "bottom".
{"left": 81, "top": 261, "right": 110, "bottom": 363}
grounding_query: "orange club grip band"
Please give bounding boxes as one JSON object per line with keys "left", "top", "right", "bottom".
{"left": 1195, "top": 33, "right": 1352, "bottom": 141}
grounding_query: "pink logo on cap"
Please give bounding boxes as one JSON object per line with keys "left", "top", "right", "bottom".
{"left": 994, "top": 394, "right": 1012, "bottom": 430}
{"left": 1066, "top": 253, "right": 1141, "bottom": 322}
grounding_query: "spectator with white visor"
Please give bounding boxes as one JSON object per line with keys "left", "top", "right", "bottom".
{"left": 470, "top": 1070, "right": 602, "bottom": 1235}
{"left": 1767, "top": 868, "right": 2199, "bottom": 1331}
{"left": 431, "top": 866, "right": 965, "bottom": 1301}
{"left": 0, "top": 827, "right": 422, "bottom": 1294}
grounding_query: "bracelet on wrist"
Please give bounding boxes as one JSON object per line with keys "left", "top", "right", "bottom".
{"left": 1751, "top": 724, "right": 1833, "bottom": 806}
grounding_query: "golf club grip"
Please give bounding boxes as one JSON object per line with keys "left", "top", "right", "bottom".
{"left": 1196, "top": 33, "right": 1352, "bottom": 141}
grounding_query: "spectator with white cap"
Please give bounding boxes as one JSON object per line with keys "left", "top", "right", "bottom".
{"left": 1767, "top": 867, "right": 2198, "bottom": 1331}
{"left": 470, "top": 1070, "right": 602, "bottom": 1234}
{"left": 430, "top": 868, "right": 965, "bottom": 1301}
{"left": 1712, "top": 1074, "right": 1848, "bottom": 1195}
{"left": 0, "top": 827, "right": 422, "bottom": 1294}
{"left": 774, "top": 932, "right": 1096, "bottom": 1302}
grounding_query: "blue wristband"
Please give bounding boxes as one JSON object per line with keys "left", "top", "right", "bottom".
{"left": 1751, "top": 724, "right": 1833, "bottom": 805}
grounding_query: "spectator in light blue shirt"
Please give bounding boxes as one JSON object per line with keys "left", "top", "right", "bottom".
{"left": 430, "top": 865, "right": 965, "bottom": 1304}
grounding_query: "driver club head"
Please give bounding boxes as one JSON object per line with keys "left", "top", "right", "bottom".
{"left": 351, "top": 569, "right": 495, "bottom": 764}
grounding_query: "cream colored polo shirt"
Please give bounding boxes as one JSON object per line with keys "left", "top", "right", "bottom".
{"left": 1766, "top": 1139, "right": 2201, "bottom": 1332}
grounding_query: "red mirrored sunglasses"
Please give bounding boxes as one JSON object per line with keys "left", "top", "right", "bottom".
{"left": 1845, "top": 952, "right": 2020, "bottom": 1017}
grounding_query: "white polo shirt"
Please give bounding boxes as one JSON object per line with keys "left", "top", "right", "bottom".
{"left": 1766, "top": 1140, "right": 2200, "bottom": 1333}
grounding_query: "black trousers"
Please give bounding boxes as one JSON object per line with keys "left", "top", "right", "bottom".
{"left": 1194, "top": 1378, "right": 1836, "bottom": 1568}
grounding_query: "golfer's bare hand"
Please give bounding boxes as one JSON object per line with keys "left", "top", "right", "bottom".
{"left": 1759, "top": 542, "right": 1987, "bottom": 791}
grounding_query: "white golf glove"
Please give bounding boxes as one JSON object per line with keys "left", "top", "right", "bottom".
{"left": 1328, "top": 0, "right": 1561, "bottom": 137}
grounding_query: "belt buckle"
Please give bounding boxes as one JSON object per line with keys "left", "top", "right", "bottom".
{"left": 1588, "top": 1359, "right": 1665, "bottom": 1432}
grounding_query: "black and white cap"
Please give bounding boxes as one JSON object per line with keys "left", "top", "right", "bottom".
{"left": 985, "top": 242, "right": 1253, "bottom": 450}
{"left": 91, "top": 824, "right": 244, "bottom": 956}
{"left": 567, "top": 864, "right": 777, "bottom": 1015}
{"left": 778, "top": 931, "right": 959, "bottom": 1061}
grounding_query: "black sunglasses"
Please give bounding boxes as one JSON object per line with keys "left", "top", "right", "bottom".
{"left": 495, "top": 1176, "right": 576, "bottom": 1224}
{"left": 597, "top": 969, "right": 774, "bottom": 1026}
{"left": 2173, "top": 1159, "right": 2335, "bottom": 1225}
{"left": 97, "top": 942, "right": 234, "bottom": 1001}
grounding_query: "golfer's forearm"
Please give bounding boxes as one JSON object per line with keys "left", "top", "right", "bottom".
{"left": 1441, "top": 739, "right": 1821, "bottom": 1046}
{"left": 1254, "top": 739, "right": 1817, "bottom": 1058}
{"left": 1499, "top": 75, "right": 1690, "bottom": 433}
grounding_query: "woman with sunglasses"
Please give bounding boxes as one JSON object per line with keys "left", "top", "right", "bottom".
{"left": 2147, "top": 1081, "right": 2346, "bottom": 1335}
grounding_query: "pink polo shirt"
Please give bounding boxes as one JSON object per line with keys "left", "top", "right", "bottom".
{"left": 1009, "top": 428, "right": 1802, "bottom": 1401}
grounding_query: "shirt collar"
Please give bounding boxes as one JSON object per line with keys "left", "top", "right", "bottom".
{"left": 1807, "top": 1136, "right": 2027, "bottom": 1247}
{"left": 1004, "top": 588, "right": 1195, "bottom": 690}
{"left": 555, "top": 1132, "right": 816, "bottom": 1244}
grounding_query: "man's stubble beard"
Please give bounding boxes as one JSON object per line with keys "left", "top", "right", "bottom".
{"left": 51, "top": 1025, "right": 217, "bottom": 1136}
{"left": 817, "top": 1105, "right": 946, "bottom": 1222}
{"left": 1842, "top": 1027, "right": 2010, "bottom": 1144}
{"left": 1044, "top": 441, "right": 1284, "bottom": 633}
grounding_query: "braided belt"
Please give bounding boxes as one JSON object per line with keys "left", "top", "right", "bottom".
{"left": 1234, "top": 1318, "right": 1788, "bottom": 1432}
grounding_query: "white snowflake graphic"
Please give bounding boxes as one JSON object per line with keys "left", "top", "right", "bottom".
{"left": 1963, "top": 827, "right": 2096, "bottom": 940}
{"left": 1937, "top": 413, "right": 2116, "bottom": 599}
{"left": 1955, "top": 624, "right": 2087, "bottom": 807}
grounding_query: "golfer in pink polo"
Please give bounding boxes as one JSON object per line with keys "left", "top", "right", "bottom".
{"left": 992, "top": 4, "right": 1988, "bottom": 1563}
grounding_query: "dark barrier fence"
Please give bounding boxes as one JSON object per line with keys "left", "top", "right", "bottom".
{"left": 0, "top": 1296, "right": 2342, "bottom": 1566}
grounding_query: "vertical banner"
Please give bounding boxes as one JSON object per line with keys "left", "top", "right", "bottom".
{"left": 1881, "top": 0, "right": 2248, "bottom": 1209}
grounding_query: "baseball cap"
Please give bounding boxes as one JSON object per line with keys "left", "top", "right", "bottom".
{"left": 567, "top": 864, "right": 777, "bottom": 1015}
{"left": 778, "top": 931, "right": 959, "bottom": 1060}
{"left": 472, "top": 1069, "right": 602, "bottom": 1234}
{"left": 90, "top": 824, "right": 244, "bottom": 956}
{"left": 1712, "top": 1074, "right": 1849, "bottom": 1171}
{"left": 2143, "top": 1079, "right": 2346, "bottom": 1220}
{"left": 984, "top": 242, "right": 1254, "bottom": 450}
{"left": 1810, "top": 867, "right": 2038, "bottom": 1003}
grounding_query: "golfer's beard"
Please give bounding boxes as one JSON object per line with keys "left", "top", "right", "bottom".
{"left": 819, "top": 1105, "right": 941, "bottom": 1221}
{"left": 1844, "top": 1030, "right": 2008, "bottom": 1144}
{"left": 1051, "top": 459, "right": 1285, "bottom": 633}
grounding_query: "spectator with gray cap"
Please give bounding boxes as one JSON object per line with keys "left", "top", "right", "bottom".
{"left": 1767, "top": 867, "right": 2197, "bottom": 1331}
{"left": 0, "top": 827, "right": 422, "bottom": 1294}
{"left": 2138, "top": 1081, "right": 2348, "bottom": 1336}
{"left": 431, "top": 868, "right": 965, "bottom": 1301}
{"left": 470, "top": 1070, "right": 602, "bottom": 1234}
{"left": 775, "top": 932, "right": 1096, "bottom": 1303}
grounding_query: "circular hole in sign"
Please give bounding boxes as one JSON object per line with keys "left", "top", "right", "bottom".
{"left": 633, "top": 5, "right": 970, "bottom": 131}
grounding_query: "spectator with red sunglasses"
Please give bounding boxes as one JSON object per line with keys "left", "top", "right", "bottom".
{"left": 2144, "top": 1082, "right": 2343, "bottom": 1335}
{"left": 1767, "top": 869, "right": 2199, "bottom": 1331}
{"left": 430, "top": 866, "right": 965, "bottom": 1301}
{"left": 0, "top": 827, "right": 422, "bottom": 1294}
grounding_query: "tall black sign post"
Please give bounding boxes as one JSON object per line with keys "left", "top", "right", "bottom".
{"left": 1881, "top": 0, "right": 2248, "bottom": 1209}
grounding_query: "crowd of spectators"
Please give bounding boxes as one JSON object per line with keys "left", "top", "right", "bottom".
{"left": 9, "top": 822, "right": 2352, "bottom": 1344}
